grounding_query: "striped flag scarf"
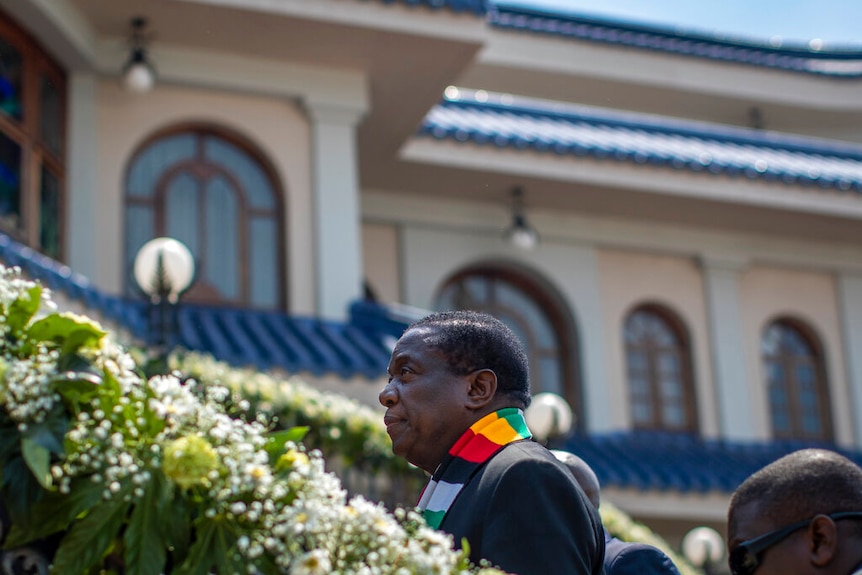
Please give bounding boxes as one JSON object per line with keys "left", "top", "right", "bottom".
{"left": 417, "top": 407, "right": 532, "bottom": 529}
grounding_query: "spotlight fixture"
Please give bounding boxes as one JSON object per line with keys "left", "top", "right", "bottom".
{"left": 122, "top": 17, "right": 156, "bottom": 93}
{"left": 504, "top": 186, "right": 539, "bottom": 250}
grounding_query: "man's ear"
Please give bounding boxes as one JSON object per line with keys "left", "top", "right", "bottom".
{"left": 808, "top": 515, "right": 838, "bottom": 567}
{"left": 465, "top": 369, "right": 497, "bottom": 409}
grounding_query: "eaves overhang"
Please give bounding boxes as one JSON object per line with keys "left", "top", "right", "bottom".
{"left": 488, "top": 2, "right": 862, "bottom": 78}
{"left": 403, "top": 88, "right": 862, "bottom": 218}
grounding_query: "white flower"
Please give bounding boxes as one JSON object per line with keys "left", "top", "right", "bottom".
{"left": 290, "top": 549, "right": 331, "bottom": 575}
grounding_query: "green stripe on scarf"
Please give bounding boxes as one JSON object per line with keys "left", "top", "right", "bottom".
{"left": 418, "top": 408, "right": 531, "bottom": 529}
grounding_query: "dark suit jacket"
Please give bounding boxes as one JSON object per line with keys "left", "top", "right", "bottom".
{"left": 439, "top": 440, "right": 605, "bottom": 575}
{"left": 603, "top": 530, "right": 682, "bottom": 575}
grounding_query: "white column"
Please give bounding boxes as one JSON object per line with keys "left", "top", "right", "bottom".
{"left": 305, "top": 101, "right": 365, "bottom": 320}
{"left": 701, "top": 255, "right": 754, "bottom": 440}
{"left": 66, "top": 72, "right": 98, "bottom": 281}
{"left": 576, "top": 246, "right": 613, "bottom": 433}
{"left": 838, "top": 273, "right": 862, "bottom": 447}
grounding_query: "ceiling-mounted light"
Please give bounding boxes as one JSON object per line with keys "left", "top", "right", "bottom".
{"left": 122, "top": 17, "right": 156, "bottom": 93}
{"left": 504, "top": 186, "right": 539, "bottom": 250}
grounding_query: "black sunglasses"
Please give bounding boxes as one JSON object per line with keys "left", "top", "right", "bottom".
{"left": 729, "top": 511, "right": 862, "bottom": 575}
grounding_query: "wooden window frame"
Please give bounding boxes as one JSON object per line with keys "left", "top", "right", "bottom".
{"left": 0, "top": 9, "right": 66, "bottom": 259}
{"left": 762, "top": 318, "right": 833, "bottom": 441}
{"left": 124, "top": 124, "right": 287, "bottom": 310}
{"left": 624, "top": 304, "right": 698, "bottom": 433}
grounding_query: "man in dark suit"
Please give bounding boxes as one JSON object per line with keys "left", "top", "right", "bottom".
{"left": 554, "top": 450, "right": 682, "bottom": 575}
{"left": 379, "top": 310, "right": 604, "bottom": 575}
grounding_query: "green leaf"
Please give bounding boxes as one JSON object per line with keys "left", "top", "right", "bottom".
{"left": 214, "top": 526, "right": 244, "bottom": 575}
{"left": 22, "top": 406, "right": 68, "bottom": 455}
{"left": 124, "top": 470, "right": 170, "bottom": 575}
{"left": 175, "top": 519, "right": 240, "bottom": 575}
{"left": 98, "top": 370, "right": 123, "bottom": 413}
{"left": 51, "top": 484, "right": 131, "bottom": 574}
{"left": 52, "top": 372, "right": 102, "bottom": 406}
{"left": 1, "top": 456, "right": 46, "bottom": 525}
{"left": 5, "top": 476, "right": 104, "bottom": 547}
{"left": 264, "top": 426, "right": 309, "bottom": 461}
{"left": 56, "top": 351, "right": 97, "bottom": 373}
{"left": 253, "top": 552, "right": 283, "bottom": 575}
{"left": 164, "top": 488, "right": 190, "bottom": 567}
{"left": 0, "top": 424, "right": 20, "bottom": 468}
{"left": 174, "top": 519, "right": 217, "bottom": 575}
{"left": 20, "top": 436, "right": 51, "bottom": 490}
{"left": 6, "top": 285, "right": 42, "bottom": 334}
{"left": 27, "top": 313, "right": 106, "bottom": 355}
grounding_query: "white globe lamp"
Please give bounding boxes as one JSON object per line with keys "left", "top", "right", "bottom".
{"left": 133, "top": 237, "right": 195, "bottom": 303}
{"left": 682, "top": 526, "right": 724, "bottom": 574}
{"left": 525, "top": 392, "right": 573, "bottom": 443}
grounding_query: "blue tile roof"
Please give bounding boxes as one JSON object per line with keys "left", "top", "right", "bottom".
{"left": 176, "top": 303, "right": 394, "bottom": 378}
{"left": 421, "top": 89, "right": 862, "bottom": 192}
{"left": 0, "top": 233, "right": 145, "bottom": 331}
{"left": 366, "top": 0, "right": 862, "bottom": 77}
{"left": 372, "top": 0, "right": 487, "bottom": 15}
{"left": 488, "top": 3, "right": 862, "bottom": 77}
{"left": 563, "top": 431, "right": 862, "bottom": 494}
{"left": 0, "top": 232, "right": 396, "bottom": 379}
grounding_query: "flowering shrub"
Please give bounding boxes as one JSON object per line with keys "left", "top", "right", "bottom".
{"left": 169, "top": 352, "right": 417, "bottom": 477}
{"left": 0, "top": 265, "right": 496, "bottom": 575}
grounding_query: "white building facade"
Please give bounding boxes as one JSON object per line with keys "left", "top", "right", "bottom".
{"left": 3, "top": 0, "right": 862, "bottom": 550}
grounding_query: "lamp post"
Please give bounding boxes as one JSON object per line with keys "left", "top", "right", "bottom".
{"left": 525, "top": 392, "right": 574, "bottom": 448}
{"left": 682, "top": 526, "right": 725, "bottom": 575}
{"left": 133, "top": 237, "right": 195, "bottom": 369}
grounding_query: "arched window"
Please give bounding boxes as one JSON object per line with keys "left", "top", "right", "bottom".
{"left": 624, "top": 305, "right": 697, "bottom": 432}
{"left": 761, "top": 319, "right": 832, "bottom": 441}
{"left": 124, "top": 125, "right": 285, "bottom": 308}
{"left": 0, "top": 11, "right": 66, "bottom": 259}
{"left": 434, "top": 266, "right": 581, "bottom": 426}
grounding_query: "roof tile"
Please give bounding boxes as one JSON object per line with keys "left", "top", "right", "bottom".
{"left": 489, "top": 3, "right": 862, "bottom": 77}
{"left": 564, "top": 431, "right": 862, "bottom": 493}
{"left": 421, "top": 89, "right": 862, "bottom": 191}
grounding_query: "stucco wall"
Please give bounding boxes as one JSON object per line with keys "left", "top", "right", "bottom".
{"left": 597, "top": 248, "right": 717, "bottom": 435}
{"left": 91, "top": 81, "right": 315, "bottom": 313}
{"left": 362, "top": 222, "right": 401, "bottom": 304}
{"left": 739, "top": 266, "right": 853, "bottom": 445}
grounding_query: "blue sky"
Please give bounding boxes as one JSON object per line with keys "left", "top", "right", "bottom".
{"left": 497, "top": 0, "right": 862, "bottom": 48}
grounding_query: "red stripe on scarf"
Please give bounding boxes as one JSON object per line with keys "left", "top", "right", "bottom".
{"left": 455, "top": 432, "right": 503, "bottom": 463}
{"left": 448, "top": 428, "right": 476, "bottom": 456}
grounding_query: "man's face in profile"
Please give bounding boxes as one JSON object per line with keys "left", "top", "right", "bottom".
{"left": 380, "top": 326, "right": 471, "bottom": 473}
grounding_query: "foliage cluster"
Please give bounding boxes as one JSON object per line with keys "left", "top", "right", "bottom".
{"left": 0, "top": 265, "right": 495, "bottom": 575}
